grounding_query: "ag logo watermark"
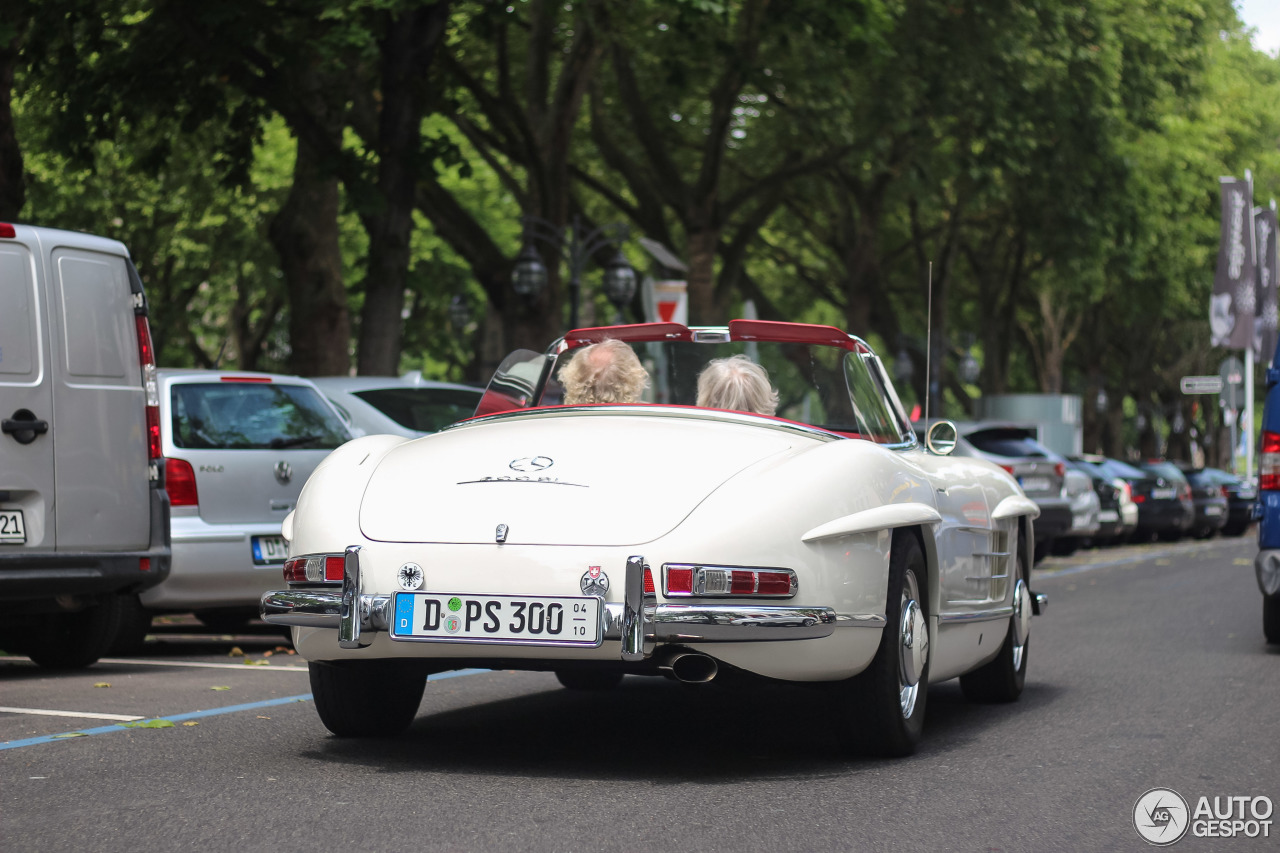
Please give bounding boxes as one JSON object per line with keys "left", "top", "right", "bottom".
{"left": 1134, "top": 788, "right": 1274, "bottom": 845}
{"left": 1134, "top": 788, "right": 1189, "bottom": 846}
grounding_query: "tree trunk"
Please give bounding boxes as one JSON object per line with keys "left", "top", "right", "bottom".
{"left": 270, "top": 137, "right": 351, "bottom": 377}
{"left": 685, "top": 227, "right": 723, "bottom": 325}
{"left": 356, "top": 3, "right": 451, "bottom": 376}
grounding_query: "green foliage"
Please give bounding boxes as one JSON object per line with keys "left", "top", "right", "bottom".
{"left": 6, "top": 0, "right": 1280, "bottom": 457}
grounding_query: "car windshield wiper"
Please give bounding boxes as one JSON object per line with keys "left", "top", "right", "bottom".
{"left": 269, "top": 434, "right": 321, "bottom": 449}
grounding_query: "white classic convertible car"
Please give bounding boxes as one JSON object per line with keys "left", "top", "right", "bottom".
{"left": 262, "top": 320, "right": 1045, "bottom": 756}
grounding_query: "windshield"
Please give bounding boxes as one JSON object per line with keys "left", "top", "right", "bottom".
{"left": 529, "top": 339, "right": 911, "bottom": 443}
{"left": 170, "top": 382, "right": 350, "bottom": 450}
{"left": 354, "top": 387, "right": 482, "bottom": 432}
{"left": 965, "top": 429, "right": 1054, "bottom": 459}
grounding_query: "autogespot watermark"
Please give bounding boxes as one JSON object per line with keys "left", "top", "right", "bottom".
{"left": 1133, "top": 787, "right": 1274, "bottom": 845}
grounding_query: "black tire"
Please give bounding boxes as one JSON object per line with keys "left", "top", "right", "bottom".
{"left": 555, "top": 670, "right": 624, "bottom": 691}
{"left": 1264, "top": 594, "right": 1280, "bottom": 646}
{"left": 836, "top": 531, "right": 930, "bottom": 757}
{"left": 109, "top": 595, "right": 154, "bottom": 655}
{"left": 960, "top": 551, "right": 1030, "bottom": 703}
{"left": 194, "top": 608, "right": 256, "bottom": 633}
{"left": 25, "top": 596, "right": 126, "bottom": 669}
{"left": 309, "top": 660, "right": 427, "bottom": 737}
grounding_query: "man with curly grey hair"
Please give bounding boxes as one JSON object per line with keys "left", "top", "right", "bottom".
{"left": 696, "top": 354, "right": 779, "bottom": 416}
{"left": 559, "top": 338, "right": 650, "bottom": 405}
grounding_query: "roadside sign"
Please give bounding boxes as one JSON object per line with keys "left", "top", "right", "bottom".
{"left": 1219, "top": 356, "right": 1245, "bottom": 408}
{"left": 1181, "top": 375, "right": 1224, "bottom": 394}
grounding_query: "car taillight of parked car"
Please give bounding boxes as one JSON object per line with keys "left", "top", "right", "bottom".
{"left": 1261, "top": 430, "right": 1280, "bottom": 491}
{"left": 164, "top": 458, "right": 199, "bottom": 507}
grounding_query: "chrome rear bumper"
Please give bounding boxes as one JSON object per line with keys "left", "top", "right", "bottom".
{"left": 261, "top": 548, "right": 885, "bottom": 656}
{"left": 261, "top": 587, "right": 871, "bottom": 644}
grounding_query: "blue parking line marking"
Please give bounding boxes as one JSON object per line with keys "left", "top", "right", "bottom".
{"left": 0, "top": 693, "right": 313, "bottom": 751}
{"left": 429, "top": 668, "right": 488, "bottom": 681}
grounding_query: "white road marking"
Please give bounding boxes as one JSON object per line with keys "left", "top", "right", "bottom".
{"left": 0, "top": 706, "right": 144, "bottom": 722}
{"left": 96, "top": 658, "right": 309, "bottom": 671}
{"left": 0, "top": 656, "right": 308, "bottom": 671}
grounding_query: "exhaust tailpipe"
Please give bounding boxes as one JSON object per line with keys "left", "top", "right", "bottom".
{"left": 659, "top": 652, "right": 718, "bottom": 683}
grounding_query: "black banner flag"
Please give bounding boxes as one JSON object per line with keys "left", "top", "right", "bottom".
{"left": 1212, "top": 177, "right": 1255, "bottom": 350}
{"left": 1257, "top": 206, "right": 1280, "bottom": 363}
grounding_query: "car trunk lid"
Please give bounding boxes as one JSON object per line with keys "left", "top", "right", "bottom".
{"left": 359, "top": 410, "right": 803, "bottom": 545}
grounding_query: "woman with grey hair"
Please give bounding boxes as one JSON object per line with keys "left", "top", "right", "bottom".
{"left": 696, "top": 354, "right": 779, "bottom": 416}
{"left": 559, "top": 339, "right": 650, "bottom": 404}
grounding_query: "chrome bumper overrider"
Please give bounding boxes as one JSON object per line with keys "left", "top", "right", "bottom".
{"left": 260, "top": 549, "right": 884, "bottom": 657}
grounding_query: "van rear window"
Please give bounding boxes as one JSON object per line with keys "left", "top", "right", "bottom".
{"left": 170, "top": 383, "right": 350, "bottom": 450}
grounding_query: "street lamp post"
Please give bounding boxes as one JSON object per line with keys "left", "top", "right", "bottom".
{"left": 511, "top": 214, "right": 637, "bottom": 330}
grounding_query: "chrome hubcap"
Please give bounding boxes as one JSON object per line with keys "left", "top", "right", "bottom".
{"left": 1012, "top": 578, "right": 1031, "bottom": 671}
{"left": 898, "top": 570, "right": 928, "bottom": 719}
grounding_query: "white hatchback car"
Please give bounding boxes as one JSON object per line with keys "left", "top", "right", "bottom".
{"left": 310, "top": 374, "right": 482, "bottom": 438}
{"left": 118, "top": 369, "right": 352, "bottom": 642}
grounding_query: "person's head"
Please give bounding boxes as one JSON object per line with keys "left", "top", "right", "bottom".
{"left": 696, "top": 354, "right": 779, "bottom": 416}
{"left": 559, "top": 339, "right": 650, "bottom": 405}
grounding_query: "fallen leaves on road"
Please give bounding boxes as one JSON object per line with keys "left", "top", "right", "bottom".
{"left": 182, "top": 721, "right": 199, "bottom": 727}
{"left": 52, "top": 732, "right": 87, "bottom": 738}
{"left": 228, "top": 647, "right": 244, "bottom": 657}
{"left": 211, "top": 686, "right": 231, "bottom": 691}
{"left": 119, "top": 719, "right": 174, "bottom": 729}
{"left": 93, "top": 682, "right": 110, "bottom": 688}
{"left": 242, "top": 658, "right": 270, "bottom": 666}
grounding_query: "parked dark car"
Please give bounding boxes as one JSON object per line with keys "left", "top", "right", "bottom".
{"left": 1178, "top": 466, "right": 1232, "bottom": 539}
{"left": 1129, "top": 460, "right": 1195, "bottom": 542}
{"left": 1184, "top": 467, "right": 1255, "bottom": 536}
{"left": 950, "top": 423, "right": 1073, "bottom": 560}
{"left": 1067, "top": 455, "right": 1139, "bottom": 544}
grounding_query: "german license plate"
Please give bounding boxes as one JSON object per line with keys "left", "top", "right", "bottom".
{"left": 391, "top": 592, "right": 601, "bottom": 646}
{"left": 251, "top": 535, "right": 288, "bottom": 565}
{"left": 1019, "top": 476, "right": 1050, "bottom": 493}
{"left": 0, "top": 509, "right": 24, "bottom": 544}
{"left": 1151, "top": 488, "right": 1176, "bottom": 500}
{"left": 1097, "top": 509, "right": 1119, "bottom": 523}
{"left": 1205, "top": 505, "right": 1223, "bottom": 516}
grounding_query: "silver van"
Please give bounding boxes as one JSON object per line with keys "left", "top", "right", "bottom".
{"left": 0, "top": 222, "right": 171, "bottom": 668}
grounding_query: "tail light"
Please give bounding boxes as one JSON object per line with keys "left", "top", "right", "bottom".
{"left": 643, "top": 566, "right": 656, "bottom": 595}
{"left": 1261, "top": 431, "right": 1280, "bottom": 490}
{"left": 283, "top": 553, "right": 346, "bottom": 584}
{"left": 1221, "top": 485, "right": 1231, "bottom": 499}
{"left": 1181, "top": 484, "right": 1192, "bottom": 501}
{"left": 1054, "top": 462, "right": 1065, "bottom": 478}
{"left": 1133, "top": 493, "right": 1147, "bottom": 504}
{"left": 164, "top": 458, "right": 199, "bottom": 507}
{"left": 135, "top": 315, "right": 162, "bottom": 465}
{"left": 662, "top": 564, "right": 797, "bottom": 597}
{"left": 1000, "top": 464, "right": 1015, "bottom": 475}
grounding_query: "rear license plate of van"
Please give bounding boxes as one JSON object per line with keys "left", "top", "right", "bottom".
{"left": 252, "top": 535, "right": 288, "bottom": 565}
{"left": 0, "top": 509, "right": 25, "bottom": 544}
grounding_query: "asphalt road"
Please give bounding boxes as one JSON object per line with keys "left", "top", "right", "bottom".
{"left": 3, "top": 536, "right": 1277, "bottom": 852}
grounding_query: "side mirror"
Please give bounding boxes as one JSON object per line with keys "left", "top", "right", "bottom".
{"left": 925, "top": 421, "right": 958, "bottom": 456}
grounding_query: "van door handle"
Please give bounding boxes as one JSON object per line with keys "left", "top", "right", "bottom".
{"left": 3, "top": 410, "right": 49, "bottom": 445}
